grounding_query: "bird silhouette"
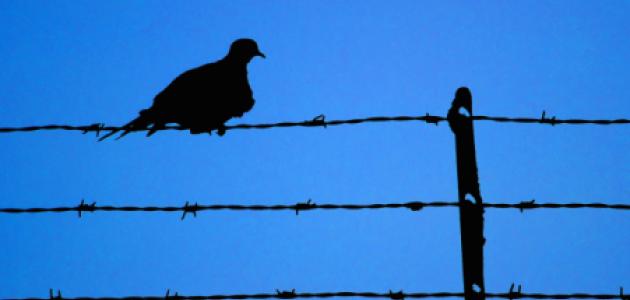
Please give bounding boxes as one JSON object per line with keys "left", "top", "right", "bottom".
{"left": 99, "top": 38, "right": 265, "bottom": 141}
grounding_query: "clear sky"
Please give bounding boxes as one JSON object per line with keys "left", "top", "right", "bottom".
{"left": 0, "top": 1, "right": 628, "bottom": 299}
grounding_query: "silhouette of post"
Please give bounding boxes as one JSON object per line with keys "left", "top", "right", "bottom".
{"left": 447, "top": 87, "right": 485, "bottom": 300}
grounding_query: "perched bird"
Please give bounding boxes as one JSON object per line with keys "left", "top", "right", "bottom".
{"left": 99, "top": 38, "right": 265, "bottom": 141}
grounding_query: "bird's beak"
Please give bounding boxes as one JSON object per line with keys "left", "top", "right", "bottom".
{"left": 256, "top": 50, "right": 266, "bottom": 58}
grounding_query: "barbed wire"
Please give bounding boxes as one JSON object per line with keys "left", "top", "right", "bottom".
{"left": 0, "top": 112, "right": 628, "bottom": 136}
{"left": 1, "top": 199, "right": 628, "bottom": 219}
{"left": 8, "top": 286, "right": 628, "bottom": 300}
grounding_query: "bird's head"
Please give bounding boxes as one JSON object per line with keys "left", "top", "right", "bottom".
{"left": 227, "top": 38, "right": 265, "bottom": 63}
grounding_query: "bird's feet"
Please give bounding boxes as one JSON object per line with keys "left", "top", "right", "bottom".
{"left": 189, "top": 126, "right": 225, "bottom": 136}
{"left": 217, "top": 126, "right": 226, "bottom": 136}
{"left": 189, "top": 128, "right": 205, "bottom": 134}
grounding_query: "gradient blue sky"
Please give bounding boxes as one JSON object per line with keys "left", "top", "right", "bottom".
{"left": 0, "top": 1, "right": 628, "bottom": 299}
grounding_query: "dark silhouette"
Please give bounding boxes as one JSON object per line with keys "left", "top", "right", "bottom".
{"left": 98, "top": 38, "right": 265, "bottom": 141}
{"left": 447, "top": 87, "right": 486, "bottom": 300}
{"left": 2, "top": 199, "right": 628, "bottom": 216}
{"left": 6, "top": 289, "right": 628, "bottom": 300}
{"left": 1, "top": 114, "right": 628, "bottom": 136}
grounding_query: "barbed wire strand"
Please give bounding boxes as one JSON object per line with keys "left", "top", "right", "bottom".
{"left": 1, "top": 200, "right": 628, "bottom": 218}
{"left": 0, "top": 113, "right": 628, "bottom": 135}
{"left": 6, "top": 288, "right": 628, "bottom": 300}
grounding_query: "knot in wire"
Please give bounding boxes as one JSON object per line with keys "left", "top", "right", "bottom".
{"left": 517, "top": 199, "right": 536, "bottom": 213}
{"left": 309, "top": 114, "right": 327, "bottom": 128}
{"left": 406, "top": 202, "right": 424, "bottom": 211}
{"left": 82, "top": 123, "right": 105, "bottom": 137}
{"left": 541, "top": 110, "right": 557, "bottom": 126}
{"left": 181, "top": 201, "right": 199, "bottom": 220}
{"left": 508, "top": 283, "right": 522, "bottom": 300}
{"left": 77, "top": 199, "right": 96, "bottom": 218}
{"left": 388, "top": 290, "right": 405, "bottom": 300}
{"left": 275, "top": 289, "right": 296, "bottom": 299}
{"left": 295, "top": 199, "right": 317, "bottom": 215}
{"left": 49, "top": 289, "right": 62, "bottom": 300}
{"left": 424, "top": 113, "right": 441, "bottom": 126}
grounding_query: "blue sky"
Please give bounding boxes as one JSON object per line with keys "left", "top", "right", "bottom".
{"left": 0, "top": 1, "right": 628, "bottom": 299}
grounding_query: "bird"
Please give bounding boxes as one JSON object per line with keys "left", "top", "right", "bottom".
{"left": 98, "top": 38, "right": 265, "bottom": 141}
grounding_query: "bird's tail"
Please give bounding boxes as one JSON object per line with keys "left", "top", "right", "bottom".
{"left": 98, "top": 110, "right": 154, "bottom": 142}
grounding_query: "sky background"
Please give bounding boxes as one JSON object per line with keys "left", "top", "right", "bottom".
{"left": 0, "top": 1, "right": 628, "bottom": 299}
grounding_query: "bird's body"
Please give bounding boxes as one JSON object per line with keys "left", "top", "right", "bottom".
{"left": 99, "top": 38, "right": 264, "bottom": 141}
{"left": 144, "top": 59, "right": 255, "bottom": 135}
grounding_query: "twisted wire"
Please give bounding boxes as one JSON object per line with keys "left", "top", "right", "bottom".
{"left": 7, "top": 289, "right": 628, "bottom": 300}
{"left": 0, "top": 114, "right": 628, "bottom": 135}
{"left": 1, "top": 200, "right": 628, "bottom": 219}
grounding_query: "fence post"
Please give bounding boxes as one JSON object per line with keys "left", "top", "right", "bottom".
{"left": 447, "top": 87, "right": 486, "bottom": 300}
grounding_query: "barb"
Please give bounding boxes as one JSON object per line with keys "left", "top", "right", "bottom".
{"left": 308, "top": 114, "right": 327, "bottom": 128}
{"left": 77, "top": 199, "right": 96, "bottom": 218}
{"left": 1, "top": 114, "right": 627, "bottom": 135}
{"left": 0, "top": 200, "right": 628, "bottom": 216}
{"left": 295, "top": 199, "right": 317, "bottom": 215}
{"left": 276, "top": 290, "right": 297, "bottom": 299}
{"left": 181, "top": 201, "right": 199, "bottom": 220}
{"left": 165, "top": 290, "right": 180, "bottom": 300}
{"left": 508, "top": 284, "right": 522, "bottom": 300}
{"left": 48, "top": 290, "right": 62, "bottom": 300}
{"left": 389, "top": 290, "right": 405, "bottom": 300}
{"left": 5, "top": 289, "right": 627, "bottom": 300}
